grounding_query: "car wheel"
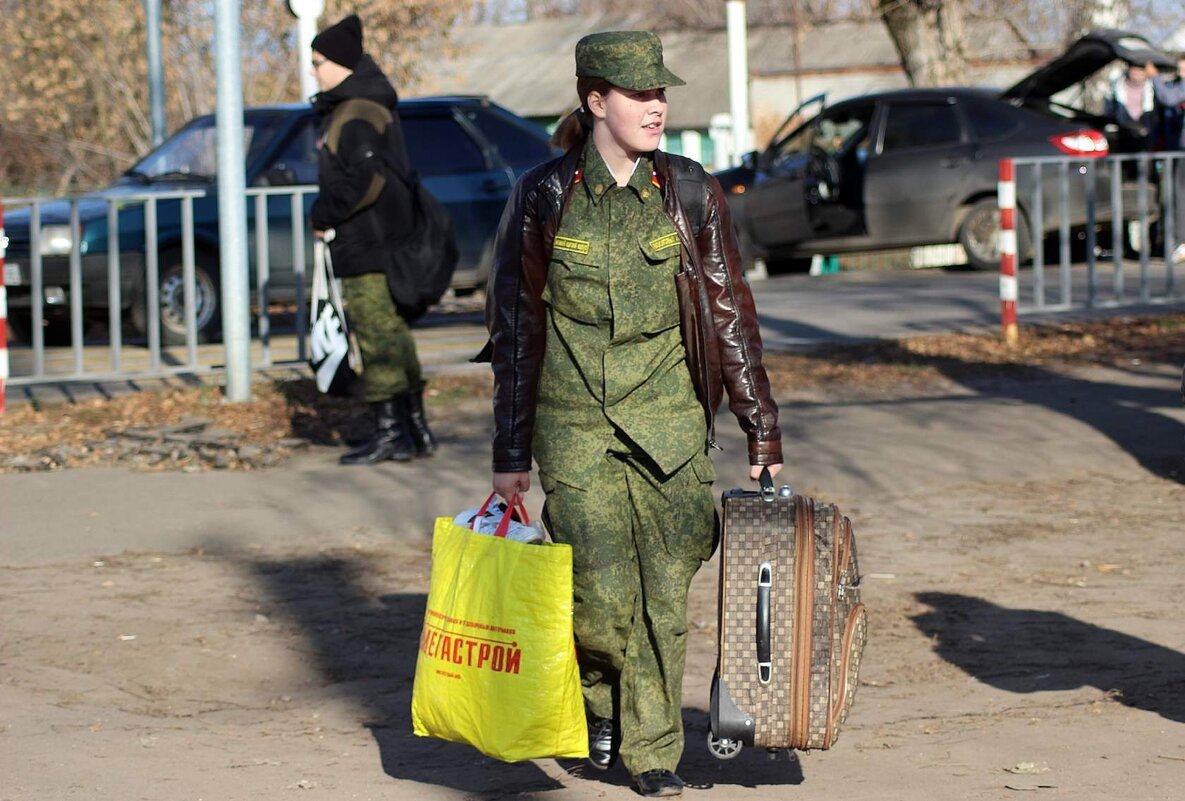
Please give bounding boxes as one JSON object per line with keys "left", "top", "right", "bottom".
{"left": 132, "top": 250, "right": 221, "bottom": 346}
{"left": 958, "top": 198, "right": 1030, "bottom": 271}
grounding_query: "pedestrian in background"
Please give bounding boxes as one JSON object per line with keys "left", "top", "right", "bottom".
{"left": 309, "top": 14, "right": 436, "bottom": 465}
{"left": 1106, "top": 62, "right": 1158, "bottom": 150}
{"left": 1147, "top": 55, "right": 1185, "bottom": 264}
{"left": 481, "top": 31, "right": 782, "bottom": 797}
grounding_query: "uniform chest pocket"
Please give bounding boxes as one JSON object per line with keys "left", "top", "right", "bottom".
{"left": 546, "top": 241, "right": 609, "bottom": 325}
{"left": 630, "top": 228, "right": 683, "bottom": 330}
{"left": 640, "top": 230, "right": 682, "bottom": 264}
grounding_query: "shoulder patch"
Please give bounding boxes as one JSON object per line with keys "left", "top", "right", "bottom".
{"left": 325, "top": 98, "right": 393, "bottom": 153}
{"left": 554, "top": 235, "right": 591, "bottom": 255}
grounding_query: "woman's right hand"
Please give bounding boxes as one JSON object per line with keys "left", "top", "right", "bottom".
{"left": 493, "top": 472, "right": 531, "bottom": 501}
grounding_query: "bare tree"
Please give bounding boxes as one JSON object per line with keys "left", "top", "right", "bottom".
{"left": 0, "top": 0, "right": 465, "bottom": 194}
{"left": 876, "top": 0, "right": 971, "bottom": 86}
{"left": 462, "top": 0, "right": 872, "bottom": 26}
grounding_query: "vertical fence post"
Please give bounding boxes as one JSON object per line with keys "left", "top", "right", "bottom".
{"left": 998, "top": 159, "right": 1019, "bottom": 345}
{"left": 0, "top": 201, "right": 7, "bottom": 414}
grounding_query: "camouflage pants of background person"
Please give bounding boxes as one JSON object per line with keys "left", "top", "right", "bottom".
{"left": 341, "top": 272, "right": 423, "bottom": 402}
{"left": 540, "top": 449, "right": 717, "bottom": 775}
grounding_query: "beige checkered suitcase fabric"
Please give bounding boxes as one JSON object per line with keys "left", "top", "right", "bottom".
{"left": 717, "top": 491, "right": 866, "bottom": 751}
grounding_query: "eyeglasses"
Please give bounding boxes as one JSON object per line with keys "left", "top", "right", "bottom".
{"left": 311, "top": 58, "right": 327, "bottom": 69}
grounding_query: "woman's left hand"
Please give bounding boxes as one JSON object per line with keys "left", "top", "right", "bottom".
{"left": 750, "top": 463, "right": 783, "bottom": 481}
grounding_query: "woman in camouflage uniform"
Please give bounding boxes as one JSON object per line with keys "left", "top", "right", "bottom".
{"left": 481, "top": 31, "right": 783, "bottom": 798}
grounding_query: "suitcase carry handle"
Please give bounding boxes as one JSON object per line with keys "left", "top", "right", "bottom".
{"left": 759, "top": 467, "right": 775, "bottom": 502}
{"left": 757, "top": 562, "right": 772, "bottom": 684}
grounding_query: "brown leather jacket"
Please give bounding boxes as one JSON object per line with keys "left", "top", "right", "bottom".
{"left": 480, "top": 146, "right": 782, "bottom": 474}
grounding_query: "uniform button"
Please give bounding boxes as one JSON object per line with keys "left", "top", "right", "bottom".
{"left": 641, "top": 189, "right": 651, "bottom": 199}
{"left": 595, "top": 184, "right": 605, "bottom": 194}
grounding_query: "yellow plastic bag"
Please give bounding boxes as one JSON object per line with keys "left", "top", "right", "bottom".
{"left": 411, "top": 506, "right": 588, "bottom": 762}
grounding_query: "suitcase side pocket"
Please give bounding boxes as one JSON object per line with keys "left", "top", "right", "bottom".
{"left": 825, "top": 511, "right": 866, "bottom": 747}
{"left": 829, "top": 602, "right": 868, "bottom": 744}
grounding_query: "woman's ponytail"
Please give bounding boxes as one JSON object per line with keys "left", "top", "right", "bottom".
{"left": 551, "top": 77, "right": 614, "bottom": 153}
{"left": 551, "top": 107, "right": 591, "bottom": 152}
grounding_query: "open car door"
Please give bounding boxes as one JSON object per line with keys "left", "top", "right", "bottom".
{"left": 745, "top": 100, "right": 873, "bottom": 251}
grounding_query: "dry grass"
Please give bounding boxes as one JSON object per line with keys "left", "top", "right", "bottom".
{"left": 763, "top": 314, "right": 1185, "bottom": 396}
{"left": 3, "top": 314, "right": 1182, "bottom": 470}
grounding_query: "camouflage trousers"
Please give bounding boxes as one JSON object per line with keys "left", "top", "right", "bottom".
{"left": 341, "top": 272, "right": 423, "bottom": 402}
{"left": 541, "top": 450, "right": 717, "bottom": 775}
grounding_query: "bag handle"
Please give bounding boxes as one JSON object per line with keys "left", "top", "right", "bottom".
{"left": 311, "top": 239, "right": 328, "bottom": 306}
{"left": 472, "top": 492, "right": 532, "bottom": 538}
{"left": 312, "top": 241, "right": 348, "bottom": 324}
{"left": 312, "top": 239, "right": 360, "bottom": 371}
{"left": 319, "top": 241, "right": 351, "bottom": 338}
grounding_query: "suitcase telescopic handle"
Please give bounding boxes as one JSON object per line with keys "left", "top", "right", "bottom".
{"left": 757, "top": 562, "right": 772, "bottom": 684}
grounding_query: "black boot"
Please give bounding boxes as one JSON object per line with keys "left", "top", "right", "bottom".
{"left": 406, "top": 384, "right": 437, "bottom": 458}
{"left": 339, "top": 396, "right": 416, "bottom": 465}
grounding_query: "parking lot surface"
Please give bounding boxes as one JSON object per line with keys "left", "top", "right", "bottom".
{"left": 3, "top": 355, "right": 1184, "bottom": 799}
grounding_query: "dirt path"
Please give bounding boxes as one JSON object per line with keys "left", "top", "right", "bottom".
{"left": 2, "top": 361, "right": 1184, "bottom": 800}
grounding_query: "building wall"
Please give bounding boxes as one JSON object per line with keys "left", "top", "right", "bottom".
{"left": 424, "top": 17, "right": 1053, "bottom": 170}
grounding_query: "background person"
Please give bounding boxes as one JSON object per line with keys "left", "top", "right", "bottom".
{"left": 1106, "top": 62, "right": 1158, "bottom": 150}
{"left": 481, "top": 31, "right": 782, "bottom": 798}
{"left": 1147, "top": 56, "right": 1185, "bottom": 263}
{"left": 308, "top": 14, "right": 436, "bottom": 465}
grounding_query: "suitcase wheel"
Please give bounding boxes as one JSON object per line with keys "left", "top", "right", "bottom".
{"left": 707, "top": 732, "right": 744, "bottom": 760}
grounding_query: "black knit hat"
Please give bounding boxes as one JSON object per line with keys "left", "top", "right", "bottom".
{"left": 311, "top": 14, "right": 363, "bottom": 70}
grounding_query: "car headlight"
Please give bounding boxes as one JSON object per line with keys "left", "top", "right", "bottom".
{"left": 39, "top": 224, "right": 75, "bottom": 256}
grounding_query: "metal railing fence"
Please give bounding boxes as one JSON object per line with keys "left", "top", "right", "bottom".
{"left": 0, "top": 185, "right": 318, "bottom": 389}
{"left": 1005, "top": 152, "right": 1183, "bottom": 315}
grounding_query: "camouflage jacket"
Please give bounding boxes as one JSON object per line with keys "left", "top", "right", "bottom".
{"left": 481, "top": 145, "right": 782, "bottom": 474}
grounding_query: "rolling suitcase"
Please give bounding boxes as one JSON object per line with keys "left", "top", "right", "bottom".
{"left": 708, "top": 469, "right": 867, "bottom": 758}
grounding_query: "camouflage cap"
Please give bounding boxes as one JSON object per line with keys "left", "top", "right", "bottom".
{"left": 575, "top": 31, "right": 685, "bottom": 91}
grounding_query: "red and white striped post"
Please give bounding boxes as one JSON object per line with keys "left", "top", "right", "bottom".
{"left": 0, "top": 201, "right": 7, "bottom": 414}
{"left": 997, "top": 159, "right": 1019, "bottom": 346}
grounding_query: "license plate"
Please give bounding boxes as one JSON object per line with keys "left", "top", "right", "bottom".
{"left": 3, "top": 261, "right": 21, "bottom": 286}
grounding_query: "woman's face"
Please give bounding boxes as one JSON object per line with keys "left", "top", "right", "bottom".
{"left": 588, "top": 87, "right": 668, "bottom": 158}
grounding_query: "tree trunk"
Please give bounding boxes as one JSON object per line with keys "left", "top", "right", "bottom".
{"left": 878, "top": 0, "right": 971, "bottom": 87}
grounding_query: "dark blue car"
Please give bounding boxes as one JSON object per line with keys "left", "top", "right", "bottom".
{"left": 2, "top": 96, "right": 557, "bottom": 343}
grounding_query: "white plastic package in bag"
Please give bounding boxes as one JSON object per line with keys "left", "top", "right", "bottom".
{"left": 455, "top": 495, "right": 546, "bottom": 545}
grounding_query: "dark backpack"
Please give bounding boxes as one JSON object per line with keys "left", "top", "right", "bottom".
{"left": 378, "top": 167, "right": 460, "bottom": 324}
{"left": 672, "top": 159, "right": 709, "bottom": 238}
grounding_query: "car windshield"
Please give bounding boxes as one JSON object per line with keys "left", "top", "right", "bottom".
{"left": 125, "top": 115, "right": 282, "bottom": 182}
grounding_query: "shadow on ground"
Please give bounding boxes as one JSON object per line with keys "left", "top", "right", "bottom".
{"left": 759, "top": 315, "right": 1185, "bottom": 484}
{"left": 242, "top": 553, "right": 562, "bottom": 794}
{"left": 233, "top": 550, "right": 808, "bottom": 795}
{"left": 913, "top": 592, "right": 1185, "bottom": 724}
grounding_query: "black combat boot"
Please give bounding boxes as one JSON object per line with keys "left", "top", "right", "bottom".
{"left": 406, "top": 383, "right": 437, "bottom": 457}
{"left": 339, "top": 395, "right": 416, "bottom": 465}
